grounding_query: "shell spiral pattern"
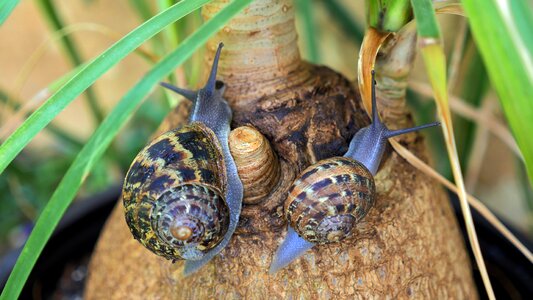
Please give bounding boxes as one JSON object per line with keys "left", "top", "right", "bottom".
{"left": 285, "top": 157, "right": 375, "bottom": 244}
{"left": 123, "top": 122, "right": 229, "bottom": 261}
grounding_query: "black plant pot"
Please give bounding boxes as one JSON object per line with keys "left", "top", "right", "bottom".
{"left": 448, "top": 192, "right": 533, "bottom": 299}
{"left": 0, "top": 186, "right": 120, "bottom": 299}
{"left": 0, "top": 188, "right": 531, "bottom": 299}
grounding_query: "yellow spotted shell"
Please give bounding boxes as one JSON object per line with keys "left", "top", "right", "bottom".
{"left": 122, "top": 122, "right": 230, "bottom": 261}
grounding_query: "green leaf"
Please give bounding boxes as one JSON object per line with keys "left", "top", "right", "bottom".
{"left": 0, "top": 1, "right": 253, "bottom": 298}
{"left": 0, "top": 88, "right": 83, "bottom": 148}
{"left": 0, "top": 0, "right": 211, "bottom": 176}
{"left": 454, "top": 40, "right": 489, "bottom": 165}
{"left": 366, "top": 0, "right": 413, "bottom": 32}
{"left": 462, "top": 0, "right": 533, "bottom": 186}
{"left": 410, "top": 0, "right": 440, "bottom": 38}
{"left": 295, "top": 0, "right": 320, "bottom": 63}
{"left": 0, "top": 0, "right": 19, "bottom": 25}
{"left": 157, "top": 0, "right": 182, "bottom": 107}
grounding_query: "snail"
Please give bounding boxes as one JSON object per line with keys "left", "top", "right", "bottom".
{"left": 269, "top": 70, "right": 440, "bottom": 273}
{"left": 122, "top": 43, "right": 243, "bottom": 276}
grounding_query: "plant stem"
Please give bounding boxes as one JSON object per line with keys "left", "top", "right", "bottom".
{"left": 35, "top": 0, "right": 105, "bottom": 124}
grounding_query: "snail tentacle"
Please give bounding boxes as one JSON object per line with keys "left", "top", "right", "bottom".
{"left": 345, "top": 70, "right": 439, "bottom": 175}
{"left": 160, "top": 82, "right": 197, "bottom": 101}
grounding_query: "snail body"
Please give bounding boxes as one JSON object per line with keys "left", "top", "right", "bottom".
{"left": 270, "top": 71, "right": 440, "bottom": 272}
{"left": 122, "top": 43, "right": 243, "bottom": 275}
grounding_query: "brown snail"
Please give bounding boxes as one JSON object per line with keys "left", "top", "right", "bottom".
{"left": 270, "top": 70, "right": 441, "bottom": 273}
{"left": 122, "top": 43, "right": 243, "bottom": 275}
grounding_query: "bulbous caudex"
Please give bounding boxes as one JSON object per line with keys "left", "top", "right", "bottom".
{"left": 270, "top": 70, "right": 440, "bottom": 273}
{"left": 86, "top": 1, "right": 477, "bottom": 297}
{"left": 123, "top": 43, "right": 243, "bottom": 276}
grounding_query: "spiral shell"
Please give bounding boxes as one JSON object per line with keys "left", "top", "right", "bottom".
{"left": 229, "top": 126, "right": 280, "bottom": 204}
{"left": 123, "top": 122, "right": 230, "bottom": 261}
{"left": 284, "top": 157, "right": 375, "bottom": 244}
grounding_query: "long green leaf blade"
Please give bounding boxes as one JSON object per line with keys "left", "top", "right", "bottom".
{"left": 0, "top": 0, "right": 211, "bottom": 175}
{"left": 462, "top": 0, "right": 533, "bottom": 186}
{"left": 0, "top": 0, "right": 19, "bottom": 25}
{"left": 410, "top": 0, "right": 439, "bottom": 37}
{"left": 0, "top": 1, "right": 253, "bottom": 298}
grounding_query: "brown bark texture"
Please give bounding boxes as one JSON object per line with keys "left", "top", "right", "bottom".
{"left": 85, "top": 1, "right": 477, "bottom": 298}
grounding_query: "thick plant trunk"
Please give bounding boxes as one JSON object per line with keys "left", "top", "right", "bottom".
{"left": 85, "top": 1, "right": 477, "bottom": 298}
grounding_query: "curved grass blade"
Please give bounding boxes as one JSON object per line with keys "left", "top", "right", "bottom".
{"left": 410, "top": 0, "right": 494, "bottom": 297}
{"left": 0, "top": 1, "right": 253, "bottom": 298}
{"left": 0, "top": 0, "right": 19, "bottom": 25}
{"left": 0, "top": 88, "right": 83, "bottom": 148}
{"left": 0, "top": 0, "right": 212, "bottom": 176}
{"left": 461, "top": 0, "right": 533, "bottom": 187}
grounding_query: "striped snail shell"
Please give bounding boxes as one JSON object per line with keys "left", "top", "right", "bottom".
{"left": 285, "top": 157, "right": 375, "bottom": 244}
{"left": 122, "top": 43, "right": 244, "bottom": 275}
{"left": 123, "top": 123, "right": 229, "bottom": 260}
{"left": 270, "top": 70, "right": 440, "bottom": 273}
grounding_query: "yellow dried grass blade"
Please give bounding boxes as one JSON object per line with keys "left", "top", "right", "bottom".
{"left": 357, "top": 27, "right": 390, "bottom": 112}
{"left": 419, "top": 42, "right": 494, "bottom": 299}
